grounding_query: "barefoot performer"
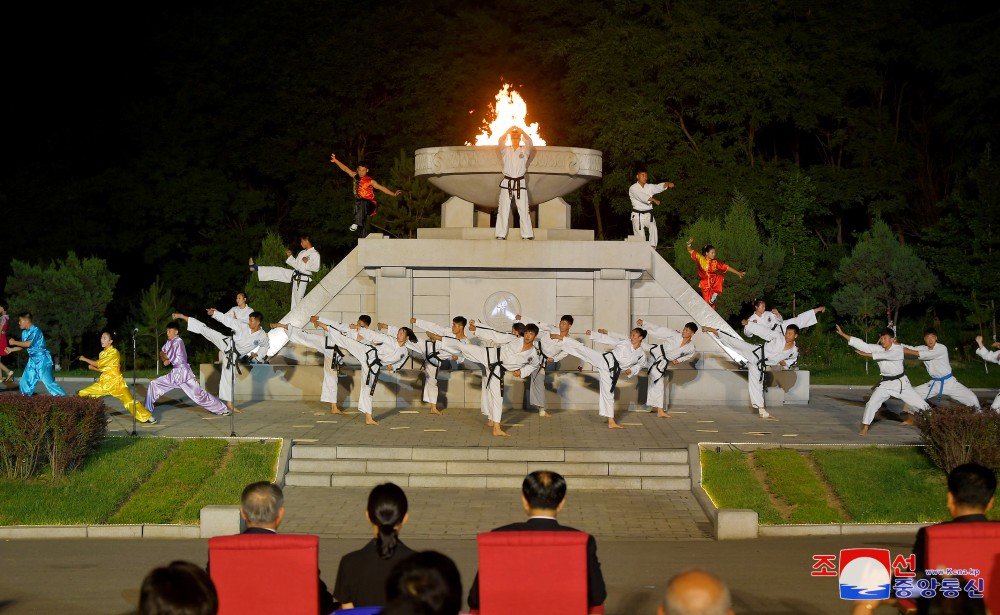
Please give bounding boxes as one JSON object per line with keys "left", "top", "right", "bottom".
{"left": 172, "top": 309, "right": 269, "bottom": 414}
{"left": 517, "top": 314, "right": 576, "bottom": 417}
{"left": 974, "top": 335, "right": 1000, "bottom": 410}
{"left": 78, "top": 330, "right": 155, "bottom": 423}
{"left": 311, "top": 317, "right": 415, "bottom": 426}
{"left": 903, "top": 329, "right": 980, "bottom": 409}
{"left": 404, "top": 316, "right": 475, "bottom": 415}
{"left": 558, "top": 327, "right": 648, "bottom": 429}
{"left": 271, "top": 321, "right": 345, "bottom": 415}
{"left": 835, "top": 324, "right": 928, "bottom": 436}
{"left": 636, "top": 320, "right": 698, "bottom": 418}
{"left": 435, "top": 321, "right": 540, "bottom": 436}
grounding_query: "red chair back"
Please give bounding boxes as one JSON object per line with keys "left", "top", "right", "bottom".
{"left": 924, "top": 522, "right": 1000, "bottom": 611}
{"left": 476, "top": 530, "right": 589, "bottom": 615}
{"left": 209, "top": 533, "right": 319, "bottom": 615}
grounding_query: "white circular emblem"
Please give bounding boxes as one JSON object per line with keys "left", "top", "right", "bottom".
{"left": 482, "top": 291, "right": 522, "bottom": 333}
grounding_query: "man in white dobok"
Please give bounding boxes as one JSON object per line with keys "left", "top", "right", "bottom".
{"left": 496, "top": 126, "right": 534, "bottom": 240}
{"left": 250, "top": 234, "right": 320, "bottom": 308}
{"left": 628, "top": 169, "right": 674, "bottom": 248}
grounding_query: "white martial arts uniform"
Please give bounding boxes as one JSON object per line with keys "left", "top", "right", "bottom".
{"left": 324, "top": 323, "right": 409, "bottom": 416}
{"left": 847, "top": 337, "right": 929, "bottom": 425}
{"left": 904, "top": 344, "right": 980, "bottom": 408}
{"left": 496, "top": 135, "right": 534, "bottom": 239}
{"left": 628, "top": 181, "right": 669, "bottom": 247}
{"left": 256, "top": 247, "right": 321, "bottom": 308}
{"left": 711, "top": 326, "right": 797, "bottom": 416}
{"left": 560, "top": 332, "right": 646, "bottom": 419}
{"left": 185, "top": 312, "right": 270, "bottom": 403}
{"left": 642, "top": 323, "right": 697, "bottom": 410}
{"left": 411, "top": 319, "right": 472, "bottom": 407}
{"left": 440, "top": 332, "right": 538, "bottom": 423}
{"left": 225, "top": 304, "right": 254, "bottom": 323}
{"left": 744, "top": 308, "right": 819, "bottom": 362}
{"left": 518, "top": 317, "right": 572, "bottom": 409}
{"left": 975, "top": 346, "right": 1000, "bottom": 410}
{"left": 286, "top": 324, "right": 340, "bottom": 405}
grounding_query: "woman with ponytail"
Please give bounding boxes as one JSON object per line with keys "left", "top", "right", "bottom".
{"left": 333, "top": 482, "right": 415, "bottom": 609}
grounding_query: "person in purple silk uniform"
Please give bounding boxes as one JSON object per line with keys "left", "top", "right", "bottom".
{"left": 145, "top": 321, "right": 229, "bottom": 418}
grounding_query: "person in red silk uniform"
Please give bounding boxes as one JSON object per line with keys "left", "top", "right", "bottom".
{"left": 330, "top": 154, "right": 403, "bottom": 238}
{"left": 686, "top": 238, "right": 745, "bottom": 309}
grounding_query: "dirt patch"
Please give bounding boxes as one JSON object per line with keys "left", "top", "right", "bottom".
{"left": 749, "top": 451, "right": 794, "bottom": 521}
{"left": 802, "top": 452, "right": 852, "bottom": 521}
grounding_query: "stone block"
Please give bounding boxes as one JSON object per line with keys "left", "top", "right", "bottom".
{"left": 413, "top": 277, "right": 451, "bottom": 296}
{"left": 0, "top": 526, "right": 88, "bottom": 539}
{"left": 446, "top": 461, "right": 527, "bottom": 475}
{"left": 537, "top": 198, "right": 571, "bottom": 229}
{"left": 564, "top": 477, "right": 642, "bottom": 490}
{"left": 87, "top": 525, "right": 144, "bottom": 538}
{"left": 556, "top": 296, "right": 594, "bottom": 316}
{"left": 288, "top": 459, "right": 367, "bottom": 473}
{"left": 715, "top": 509, "right": 758, "bottom": 540}
{"left": 200, "top": 506, "right": 244, "bottom": 538}
{"left": 441, "top": 196, "right": 474, "bottom": 228}
{"left": 640, "top": 449, "right": 688, "bottom": 463}
{"left": 641, "top": 478, "right": 692, "bottom": 490}
{"left": 284, "top": 473, "right": 332, "bottom": 487}
{"left": 330, "top": 474, "right": 410, "bottom": 487}
{"left": 413, "top": 295, "right": 450, "bottom": 315}
{"left": 565, "top": 450, "right": 640, "bottom": 463}
{"left": 143, "top": 525, "right": 201, "bottom": 539}
{"left": 292, "top": 445, "right": 338, "bottom": 459}
{"left": 757, "top": 525, "right": 842, "bottom": 537}
{"left": 367, "top": 460, "right": 447, "bottom": 474}
{"left": 610, "top": 463, "right": 688, "bottom": 477}
{"left": 412, "top": 448, "right": 488, "bottom": 461}
{"left": 485, "top": 475, "right": 524, "bottom": 490}
{"left": 337, "top": 446, "right": 412, "bottom": 460}
{"left": 527, "top": 462, "right": 608, "bottom": 476}
{"left": 487, "top": 449, "right": 564, "bottom": 462}
{"left": 408, "top": 475, "right": 487, "bottom": 488}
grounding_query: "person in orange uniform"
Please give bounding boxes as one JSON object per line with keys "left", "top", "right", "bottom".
{"left": 78, "top": 330, "right": 155, "bottom": 423}
{"left": 330, "top": 154, "right": 402, "bottom": 238}
{"left": 687, "top": 238, "right": 745, "bottom": 309}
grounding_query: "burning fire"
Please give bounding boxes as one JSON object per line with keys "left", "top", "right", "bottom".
{"left": 470, "top": 84, "right": 546, "bottom": 146}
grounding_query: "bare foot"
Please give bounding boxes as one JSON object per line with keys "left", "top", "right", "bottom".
{"left": 859, "top": 424, "right": 870, "bottom": 436}
{"left": 365, "top": 414, "right": 379, "bottom": 426}
{"left": 900, "top": 414, "right": 915, "bottom": 426}
{"left": 231, "top": 406, "right": 243, "bottom": 414}
{"left": 539, "top": 408, "right": 549, "bottom": 418}
{"left": 656, "top": 409, "right": 670, "bottom": 418}
{"left": 430, "top": 405, "right": 443, "bottom": 416}
{"left": 608, "top": 418, "right": 625, "bottom": 429}
{"left": 492, "top": 425, "right": 510, "bottom": 437}
{"left": 487, "top": 420, "right": 495, "bottom": 427}
{"left": 330, "top": 405, "right": 345, "bottom": 415}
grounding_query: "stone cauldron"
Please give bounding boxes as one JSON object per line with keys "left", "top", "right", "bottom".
{"left": 414, "top": 146, "right": 603, "bottom": 207}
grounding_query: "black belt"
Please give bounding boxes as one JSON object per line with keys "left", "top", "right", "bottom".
{"left": 364, "top": 346, "right": 382, "bottom": 395}
{"left": 500, "top": 175, "right": 525, "bottom": 204}
{"left": 649, "top": 344, "right": 668, "bottom": 383}
{"left": 536, "top": 341, "right": 547, "bottom": 367}
{"left": 324, "top": 336, "right": 345, "bottom": 371}
{"left": 751, "top": 344, "right": 766, "bottom": 383}
{"left": 603, "top": 352, "right": 622, "bottom": 392}
{"left": 631, "top": 209, "right": 654, "bottom": 216}
{"left": 223, "top": 337, "right": 243, "bottom": 376}
{"left": 291, "top": 271, "right": 312, "bottom": 285}
{"left": 485, "top": 346, "right": 507, "bottom": 394}
{"left": 421, "top": 340, "right": 442, "bottom": 369}
{"left": 881, "top": 373, "right": 905, "bottom": 382}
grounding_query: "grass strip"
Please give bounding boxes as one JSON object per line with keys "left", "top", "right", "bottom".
{"left": 700, "top": 449, "right": 782, "bottom": 525}
{"left": 0, "top": 437, "right": 176, "bottom": 525}
{"left": 812, "top": 447, "right": 949, "bottom": 523}
{"left": 108, "top": 438, "right": 228, "bottom": 524}
{"left": 174, "top": 440, "right": 281, "bottom": 524}
{"left": 754, "top": 449, "right": 844, "bottom": 524}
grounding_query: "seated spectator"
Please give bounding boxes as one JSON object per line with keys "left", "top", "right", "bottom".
{"left": 334, "top": 482, "right": 416, "bottom": 608}
{"left": 384, "top": 551, "right": 463, "bottom": 615}
{"left": 466, "top": 470, "right": 606, "bottom": 611}
{"left": 140, "top": 560, "right": 218, "bottom": 615}
{"left": 913, "top": 462, "right": 996, "bottom": 571}
{"left": 209, "top": 481, "right": 336, "bottom": 614}
{"left": 659, "top": 569, "right": 734, "bottom": 615}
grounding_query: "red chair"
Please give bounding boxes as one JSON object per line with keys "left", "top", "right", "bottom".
{"left": 208, "top": 533, "right": 319, "bottom": 615}
{"left": 473, "top": 531, "right": 603, "bottom": 615}
{"left": 898, "top": 522, "right": 1000, "bottom": 613}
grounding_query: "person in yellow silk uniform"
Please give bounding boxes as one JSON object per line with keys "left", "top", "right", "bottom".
{"left": 78, "top": 331, "right": 155, "bottom": 423}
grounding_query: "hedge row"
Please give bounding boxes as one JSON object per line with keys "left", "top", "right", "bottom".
{"left": 0, "top": 396, "right": 107, "bottom": 480}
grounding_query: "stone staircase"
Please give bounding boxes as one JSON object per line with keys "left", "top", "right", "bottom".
{"left": 284, "top": 445, "right": 691, "bottom": 491}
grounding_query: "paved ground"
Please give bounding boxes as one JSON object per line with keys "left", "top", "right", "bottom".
{"left": 0, "top": 380, "right": 968, "bottom": 613}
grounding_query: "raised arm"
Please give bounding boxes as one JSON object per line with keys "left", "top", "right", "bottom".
{"left": 370, "top": 179, "right": 402, "bottom": 197}
{"left": 329, "top": 153, "right": 357, "bottom": 177}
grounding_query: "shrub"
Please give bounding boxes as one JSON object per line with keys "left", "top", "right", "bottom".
{"left": 916, "top": 406, "right": 1000, "bottom": 473}
{"left": 0, "top": 396, "right": 107, "bottom": 480}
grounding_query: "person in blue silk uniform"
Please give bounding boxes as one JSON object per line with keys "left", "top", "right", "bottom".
{"left": 7, "top": 312, "right": 66, "bottom": 396}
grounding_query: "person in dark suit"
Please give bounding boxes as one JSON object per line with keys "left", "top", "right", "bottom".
{"left": 213, "top": 482, "right": 337, "bottom": 615}
{"left": 466, "top": 470, "right": 607, "bottom": 611}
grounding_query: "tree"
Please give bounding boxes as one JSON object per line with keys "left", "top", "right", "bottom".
{"left": 768, "top": 171, "right": 823, "bottom": 311}
{"left": 674, "top": 192, "right": 784, "bottom": 318}
{"left": 131, "top": 277, "right": 175, "bottom": 375}
{"left": 4, "top": 252, "right": 118, "bottom": 366}
{"left": 380, "top": 149, "right": 444, "bottom": 238}
{"left": 832, "top": 220, "right": 936, "bottom": 328}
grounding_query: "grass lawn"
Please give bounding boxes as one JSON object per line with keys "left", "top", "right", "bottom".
{"left": 702, "top": 445, "right": 1000, "bottom": 525}
{"left": 804, "top": 358, "right": 998, "bottom": 388}
{"left": 0, "top": 437, "right": 280, "bottom": 526}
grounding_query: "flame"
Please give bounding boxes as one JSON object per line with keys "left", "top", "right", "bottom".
{"left": 470, "top": 84, "right": 546, "bottom": 146}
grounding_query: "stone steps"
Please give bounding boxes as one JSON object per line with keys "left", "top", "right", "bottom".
{"left": 284, "top": 445, "right": 691, "bottom": 491}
